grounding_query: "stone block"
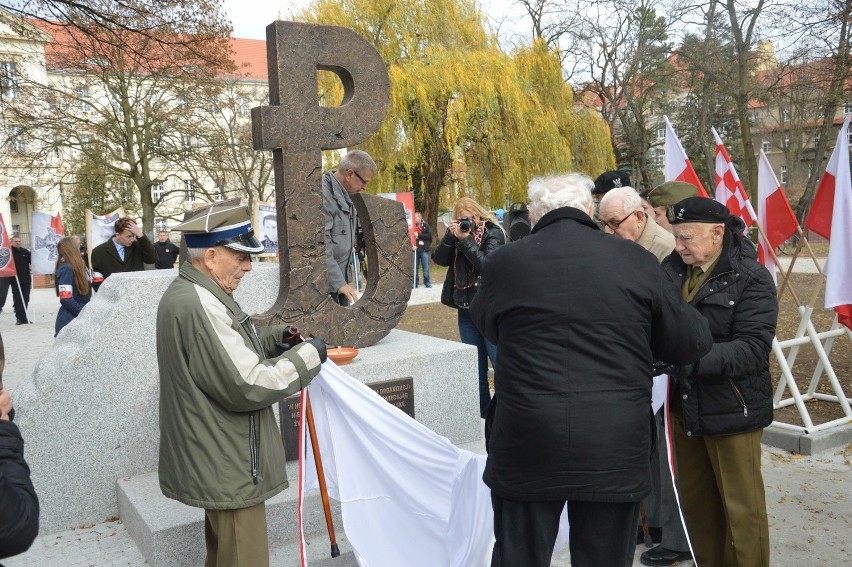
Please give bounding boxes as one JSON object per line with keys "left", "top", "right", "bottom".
{"left": 14, "top": 264, "right": 478, "bottom": 534}
{"left": 763, "top": 423, "right": 852, "bottom": 455}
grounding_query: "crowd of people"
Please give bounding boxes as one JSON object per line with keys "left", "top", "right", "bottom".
{"left": 0, "top": 151, "right": 778, "bottom": 567}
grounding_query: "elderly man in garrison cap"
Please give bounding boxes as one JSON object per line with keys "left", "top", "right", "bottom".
{"left": 659, "top": 197, "right": 777, "bottom": 567}
{"left": 646, "top": 181, "right": 699, "bottom": 232}
{"left": 469, "top": 174, "right": 713, "bottom": 567}
{"left": 156, "top": 204, "right": 327, "bottom": 567}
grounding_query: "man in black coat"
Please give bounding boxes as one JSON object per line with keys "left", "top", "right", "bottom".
{"left": 9, "top": 237, "right": 31, "bottom": 325}
{"left": 153, "top": 231, "right": 180, "bottom": 269}
{"left": 661, "top": 197, "right": 777, "bottom": 567}
{"left": 469, "top": 173, "right": 713, "bottom": 567}
{"left": 90, "top": 218, "right": 157, "bottom": 290}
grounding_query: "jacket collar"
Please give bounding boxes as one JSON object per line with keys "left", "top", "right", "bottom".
{"left": 530, "top": 206, "right": 599, "bottom": 234}
{"left": 179, "top": 262, "right": 249, "bottom": 321}
{"left": 325, "top": 170, "right": 353, "bottom": 209}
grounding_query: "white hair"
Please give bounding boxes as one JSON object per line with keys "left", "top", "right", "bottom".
{"left": 599, "top": 186, "right": 643, "bottom": 215}
{"left": 527, "top": 173, "right": 594, "bottom": 220}
{"left": 186, "top": 247, "right": 206, "bottom": 262}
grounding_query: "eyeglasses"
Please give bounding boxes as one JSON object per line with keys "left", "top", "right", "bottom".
{"left": 351, "top": 170, "right": 369, "bottom": 186}
{"left": 603, "top": 211, "right": 637, "bottom": 231}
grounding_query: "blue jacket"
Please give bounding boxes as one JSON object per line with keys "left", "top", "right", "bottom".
{"left": 54, "top": 263, "right": 91, "bottom": 336}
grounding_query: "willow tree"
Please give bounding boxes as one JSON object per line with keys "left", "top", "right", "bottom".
{"left": 300, "top": 0, "right": 613, "bottom": 230}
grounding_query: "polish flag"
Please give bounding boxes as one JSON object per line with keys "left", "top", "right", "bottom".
{"left": 51, "top": 212, "right": 65, "bottom": 236}
{"left": 713, "top": 127, "right": 756, "bottom": 228}
{"left": 757, "top": 150, "right": 799, "bottom": 284}
{"left": 806, "top": 116, "right": 852, "bottom": 329}
{"left": 664, "top": 116, "right": 709, "bottom": 197}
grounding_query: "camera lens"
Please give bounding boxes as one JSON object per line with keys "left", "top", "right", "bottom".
{"left": 459, "top": 219, "right": 473, "bottom": 232}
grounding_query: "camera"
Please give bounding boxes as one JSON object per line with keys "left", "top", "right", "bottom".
{"left": 458, "top": 217, "right": 474, "bottom": 232}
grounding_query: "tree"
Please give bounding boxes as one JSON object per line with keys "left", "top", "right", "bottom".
{"left": 300, "top": 0, "right": 614, "bottom": 230}
{"left": 2, "top": 0, "right": 234, "bottom": 233}
{"left": 570, "top": 0, "right": 677, "bottom": 190}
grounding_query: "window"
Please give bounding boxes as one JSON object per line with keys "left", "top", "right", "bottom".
{"left": 7, "top": 126, "right": 25, "bottom": 153}
{"left": 11, "top": 225, "right": 19, "bottom": 236}
{"left": 783, "top": 134, "right": 790, "bottom": 149}
{"left": 656, "top": 127, "right": 665, "bottom": 141}
{"left": 780, "top": 165, "right": 788, "bottom": 185}
{"left": 845, "top": 102, "right": 852, "bottom": 115}
{"left": 155, "top": 218, "right": 167, "bottom": 232}
{"left": 209, "top": 95, "right": 219, "bottom": 115}
{"left": 120, "top": 181, "right": 131, "bottom": 200}
{"left": 814, "top": 132, "right": 821, "bottom": 146}
{"left": 238, "top": 97, "right": 249, "bottom": 117}
{"left": 652, "top": 147, "right": 664, "bottom": 168}
{"left": 9, "top": 199, "right": 17, "bottom": 213}
{"left": 75, "top": 86, "right": 90, "bottom": 112}
{"left": 781, "top": 107, "right": 790, "bottom": 122}
{"left": 152, "top": 182, "right": 165, "bottom": 200}
{"left": 215, "top": 182, "right": 225, "bottom": 201}
{"left": 0, "top": 61, "right": 20, "bottom": 99}
{"left": 177, "top": 96, "right": 188, "bottom": 110}
{"left": 182, "top": 135, "right": 192, "bottom": 150}
{"left": 848, "top": 129, "right": 852, "bottom": 145}
{"left": 80, "top": 134, "right": 91, "bottom": 145}
{"left": 184, "top": 179, "right": 196, "bottom": 201}
{"left": 762, "top": 140, "right": 770, "bottom": 153}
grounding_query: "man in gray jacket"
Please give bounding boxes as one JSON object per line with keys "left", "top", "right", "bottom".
{"left": 156, "top": 204, "right": 327, "bottom": 567}
{"left": 322, "top": 150, "right": 376, "bottom": 305}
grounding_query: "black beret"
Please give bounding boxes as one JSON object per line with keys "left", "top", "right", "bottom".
{"left": 592, "top": 170, "right": 631, "bottom": 195}
{"left": 670, "top": 197, "right": 730, "bottom": 224}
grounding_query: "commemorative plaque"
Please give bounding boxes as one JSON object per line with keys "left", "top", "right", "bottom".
{"left": 279, "top": 377, "right": 415, "bottom": 461}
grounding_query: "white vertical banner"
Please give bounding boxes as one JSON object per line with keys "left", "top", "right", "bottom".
{"left": 30, "top": 211, "right": 64, "bottom": 275}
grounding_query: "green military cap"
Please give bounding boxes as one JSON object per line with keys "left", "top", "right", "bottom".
{"left": 173, "top": 204, "right": 264, "bottom": 254}
{"left": 647, "top": 181, "right": 699, "bottom": 208}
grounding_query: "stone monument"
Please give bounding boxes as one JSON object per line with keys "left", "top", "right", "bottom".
{"left": 252, "top": 21, "right": 411, "bottom": 348}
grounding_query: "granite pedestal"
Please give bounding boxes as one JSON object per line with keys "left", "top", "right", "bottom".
{"left": 14, "top": 265, "right": 480, "bottom": 539}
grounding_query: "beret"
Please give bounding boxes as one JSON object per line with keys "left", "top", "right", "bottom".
{"left": 670, "top": 197, "right": 730, "bottom": 224}
{"left": 647, "top": 181, "right": 698, "bottom": 207}
{"left": 592, "top": 170, "right": 632, "bottom": 195}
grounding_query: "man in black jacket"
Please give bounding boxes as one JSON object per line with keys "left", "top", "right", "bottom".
{"left": 153, "top": 231, "right": 180, "bottom": 269}
{"left": 0, "top": 332, "right": 40, "bottom": 561}
{"left": 9, "top": 237, "right": 31, "bottom": 325}
{"left": 90, "top": 218, "right": 157, "bottom": 290}
{"left": 661, "top": 197, "right": 777, "bottom": 567}
{"left": 470, "top": 173, "right": 713, "bottom": 567}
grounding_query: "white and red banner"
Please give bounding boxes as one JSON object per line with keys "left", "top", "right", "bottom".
{"left": 806, "top": 116, "right": 852, "bottom": 329}
{"left": 0, "top": 213, "right": 17, "bottom": 277}
{"left": 378, "top": 191, "right": 417, "bottom": 246}
{"left": 31, "top": 211, "right": 65, "bottom": 275}
{"left": 757, "top": 150, "right": 799, "bottom": 284}
{"left": 663, "top": 116, "right": 709, "bottom": 197}
{"left": 712, "top": 127, "right": 756, "bottom": 227}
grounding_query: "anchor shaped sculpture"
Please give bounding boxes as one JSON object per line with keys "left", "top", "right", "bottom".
{"left": 250, "top": 21, "right": 412, "bottom": 347}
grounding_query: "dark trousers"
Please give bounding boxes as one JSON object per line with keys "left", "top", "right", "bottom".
{"left": 11, "top": 277, "right": 30, "bottom": 323}
{"left": 490, "top": 494, "right": 639, "bottom": 567}
{"left": 457, "top": 308, "right": 497, "bottom": 417}
{"left": 0, "top": 276, "right": 9, "bottom": 308}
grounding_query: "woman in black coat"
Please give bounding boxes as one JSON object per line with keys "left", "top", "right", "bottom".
{"left": 432, "top": 197, "right": 506, "bottom": 417}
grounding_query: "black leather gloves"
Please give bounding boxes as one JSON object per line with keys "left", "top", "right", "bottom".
{"left": 305, "top": 337, "right": 328, "bottom": 363}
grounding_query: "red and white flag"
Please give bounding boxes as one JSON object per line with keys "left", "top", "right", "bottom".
{"left": 664, "top": 116, "right": 709, "bottom": 197}
{"left": 0, "top": 214, "right": 17, "bottom": 278}
{"left": 806, "top": 116, "right": 852, "bottom": 328}
{"left": 713, "top": 127, "right": 756, "bottom": 227}
{"left": 757, "top": 150, "right": 799, "bottom": 284}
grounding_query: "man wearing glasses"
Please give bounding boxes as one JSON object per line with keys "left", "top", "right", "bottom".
{"left": 322, "top": 150, "right": 376, "bottom": 305}
{"left": 599, "top": 186, "right": 675, "bottom": 263}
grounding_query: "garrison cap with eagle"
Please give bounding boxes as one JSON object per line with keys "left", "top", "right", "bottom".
{"left": 592, "top": 170, "right": 632, "bottom": 195}
{"left": 173, "top": 204, "right": 265, "bottom": 253}
{"left": 647, "top": 181, "right": 699, "bottom": 208}
{"left": 670, "top": 197, "right": 730, "bottom": 224}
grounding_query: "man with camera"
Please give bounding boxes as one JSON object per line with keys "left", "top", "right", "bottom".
{"left": 412, "top": 212, "right": 432, "bottom": 288}
{"left": 469, "top": 173, "right": 712, "bottom": 567}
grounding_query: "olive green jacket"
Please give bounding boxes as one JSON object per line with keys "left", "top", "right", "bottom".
{"left": 157, "top": 263, "right": 322, "bottom": 510}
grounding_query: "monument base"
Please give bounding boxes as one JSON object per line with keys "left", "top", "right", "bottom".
{"left": 115, "top": 328, "right": 482, "bottom": 565}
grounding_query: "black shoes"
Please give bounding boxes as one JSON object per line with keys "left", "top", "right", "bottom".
{"left": 637, "top": 526, "right": 662, "bottom": 545}
{"left": 640, "top": 545, "right": 693, "bottom": 566}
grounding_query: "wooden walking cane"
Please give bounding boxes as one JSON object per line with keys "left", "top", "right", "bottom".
{"left": 304, "top": 391, "right": 340, "bottom": 558}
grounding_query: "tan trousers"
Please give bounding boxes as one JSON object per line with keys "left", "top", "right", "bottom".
{"left": 204, "top": 502, "right": 269, "bottom": 567}
{"left": 672, "top": 413, "right": 770, "bottom": 567}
